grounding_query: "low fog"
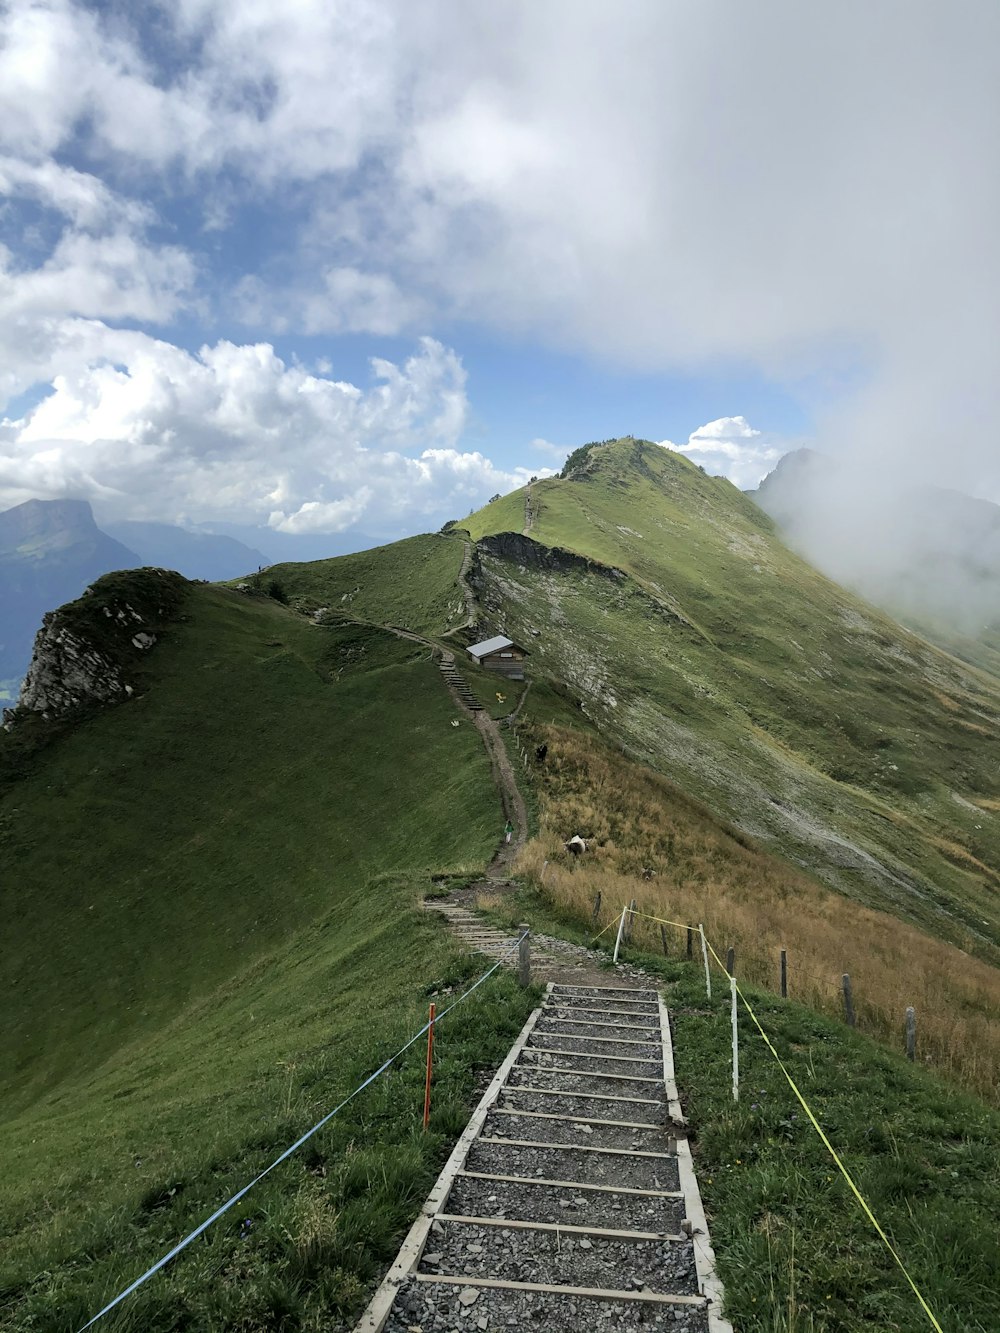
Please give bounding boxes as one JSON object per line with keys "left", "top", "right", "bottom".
{"left": 756, "top": 451, "right": 1000, "bottom": 638}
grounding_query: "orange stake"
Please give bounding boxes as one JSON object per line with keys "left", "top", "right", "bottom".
{"left": 422, "top": 1002, "right": 436, "bottom": 1131}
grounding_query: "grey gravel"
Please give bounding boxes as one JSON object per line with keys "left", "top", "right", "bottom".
{"left": 445, "top": 1175, "right": 686, "bottom": 1232}
{"left": 508, "top": 1066, "right": 666, "bottom": 1103}
{"left": 499, "top": 1087, "right": 663, "bottom": 1127}
{"left": 384, "top": 1276, "right": 709, "bottom": 1332}
{"left": 484, "top": 1110, "right": 670, "bottom": 1153}
{"left": 520, "top": 1048, "right": 662, "bottom": 1081}
{"left": 420, "top": 1220, "right": 699, "bottom": 1296}
{"left": 464, "top": 1140, "right": 680, "bottom": 1192}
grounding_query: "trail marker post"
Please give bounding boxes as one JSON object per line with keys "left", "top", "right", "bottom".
{"left": 422, "top": 1003, "right": 436, "bottom": 1131}
{"left": 613, "top": 905, "right": 628, "bottom": 963}
{"left": 699, "top": 924, "right": 711, "bottom": 999}
{"left": 726, "top": 945, "right": 735, "bottom": 976}
{"left": 780, "top": 949, "right": 788, "bottom": 998}
{"left": 906, "top": 1006, "right": 916, "bottom": 1061}
{"left": 591, "top": 892, "right": 602, "bottom": 929}
{"left": 660, "top": 924, "right": 669, "bottom": 956}
{"left": 686, "top": 926, "right": 693, "bottom": 959}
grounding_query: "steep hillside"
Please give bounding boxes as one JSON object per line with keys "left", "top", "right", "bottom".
{"left": 464, "top": 438, "right": 1000, "bottom": 957}
{"left": 0, "top": 571, "right": 533, "bottom": 1329}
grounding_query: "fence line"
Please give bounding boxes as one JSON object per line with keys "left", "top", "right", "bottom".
{"left": 609, "top": 905, "right": 943, "bottom": 1333}
{"left": 77, "top": 936, "right": 527, "bottom": 1332}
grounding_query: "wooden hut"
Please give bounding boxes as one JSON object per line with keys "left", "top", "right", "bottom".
{"left": 466, "top": 635, "right": 529, "bottom": 680}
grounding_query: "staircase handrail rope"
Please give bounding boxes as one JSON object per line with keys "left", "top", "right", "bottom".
{"left": 620, "top": 906, "right": 945, "bottom": 1333}
{"left": 76, "top": 933, "right": 528, "bottom": 1332}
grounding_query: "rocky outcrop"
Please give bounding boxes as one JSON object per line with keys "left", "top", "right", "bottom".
{"left": 474, "top": 531, "right": 628, "bottom": 582}
{"left": 4, "top": 567, "right": 188, "bottom": 728}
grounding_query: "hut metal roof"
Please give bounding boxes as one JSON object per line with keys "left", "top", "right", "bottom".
{"left": 468, "top": 634, "right": 519, "bottom": 657}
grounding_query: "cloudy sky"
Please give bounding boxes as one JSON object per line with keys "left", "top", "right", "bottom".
{"left": 1, "top": 0, "right": 997, "bottom": 547}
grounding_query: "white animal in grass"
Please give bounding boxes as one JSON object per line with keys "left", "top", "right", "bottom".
{"left": 565, "top": 835, "right": 587, "bottom": 856}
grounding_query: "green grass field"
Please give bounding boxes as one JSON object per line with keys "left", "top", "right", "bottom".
{"left": 0, "top": 578, "right": 535, "bottom": 1331}
{"left": 256, "top": 532, "right": 468, "bottom": 636}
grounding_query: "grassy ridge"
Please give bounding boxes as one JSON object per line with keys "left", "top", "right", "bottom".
{"left": 465, "top": 439, "right": 1000, "bottom": 953}
{"left": 259, "top": 532, "right": 468, "bottom": 636}
{"left": 0, "top": 576, "right": 529, "bottom": 1330}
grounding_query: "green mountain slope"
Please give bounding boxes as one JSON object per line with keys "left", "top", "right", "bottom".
{"left": 259, "top": 531, "right": 470, "bottom": 636}
{"left": 0, "top": 574, "right": 533, "bottom": 1329}
{"left": 465, "top": 438, "right": 1000, "bottom": 956}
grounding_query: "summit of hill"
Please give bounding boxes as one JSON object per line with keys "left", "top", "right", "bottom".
{"left": 462, "top": 437, "right": 1000, "bottom": 956}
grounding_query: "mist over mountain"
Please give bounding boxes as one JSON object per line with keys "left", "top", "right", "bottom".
{"left": 103, "top": 521, "right": 267, "bottom": 582}
{"left": 753, "top": 449, "right": 1000, "bottom": 641}
{"left": 0, "top": 499, "right": 139, "bottom": 698}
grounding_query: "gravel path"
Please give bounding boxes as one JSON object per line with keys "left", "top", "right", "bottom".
{"left": 384, "top": 1276, "right": 708, "bottom": 1332}
{"left": 421, "top": 1219, "right": 699, "bottom": 1295}
{"left": 444, "top": 1173, "right": 687, "bottom": 1233}
{"left": 357, "top": 982, "right": 730, "bottom": 1332}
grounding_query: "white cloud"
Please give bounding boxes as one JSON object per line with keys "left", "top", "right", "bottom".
{"left": 661, "top": 417, "right": 792, "bottom": 490}
{"left": 2, "top": 0, "right": 999, "bottom": 510}
{"left": 0, "top": 333, "right": 532, "bottom": 532}
{"left": 530, "top": 438, "right": 569, "bottom": 462}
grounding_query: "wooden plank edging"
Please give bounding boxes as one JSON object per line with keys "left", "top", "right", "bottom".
{"left": 353, "top": 986, "right": 552, "bottom": 1332}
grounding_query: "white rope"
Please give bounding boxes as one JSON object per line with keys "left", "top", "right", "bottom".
{"left": 77, "top": 934, "right": 527, "bottom": 1331}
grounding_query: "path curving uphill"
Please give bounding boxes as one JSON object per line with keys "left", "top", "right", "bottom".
{"left": 383, "top": 623, "right": 527, "bottom": 865}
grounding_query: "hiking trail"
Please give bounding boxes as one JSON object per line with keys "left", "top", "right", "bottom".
{"left": 357, "top": 977, "right": 732, "bottom": 1333}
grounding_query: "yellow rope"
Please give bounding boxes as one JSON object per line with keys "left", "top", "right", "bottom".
{"left": 614, "top": 906, "right": 944, "bottom": 1330}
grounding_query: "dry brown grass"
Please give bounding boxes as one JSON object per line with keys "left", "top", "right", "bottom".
{"left": 518, "top": 726, "right": 1000, "bottom": 1103}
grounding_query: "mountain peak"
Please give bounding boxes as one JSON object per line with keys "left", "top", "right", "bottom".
{"left": 0, "top": 497, "right": 101, "bottom": 553}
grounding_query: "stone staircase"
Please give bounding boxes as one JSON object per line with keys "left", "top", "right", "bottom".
{"left": 357, "top": 983, "right": 732, "bottom": 1333}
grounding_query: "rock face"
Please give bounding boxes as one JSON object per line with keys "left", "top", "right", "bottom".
{"left": 4, "top": 567, "right": 188, "bottom": 728}
{"left": 0, "top": 497, "right": 141, "bottom": 691}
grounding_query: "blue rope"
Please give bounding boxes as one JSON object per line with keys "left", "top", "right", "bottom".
{"left": 77, "top": 935, "right": 526, "bottom": 1330}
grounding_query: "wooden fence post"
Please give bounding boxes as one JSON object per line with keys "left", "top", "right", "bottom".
{"left": 726, "top": 945, "right": 735, "bottom": 977}
{"left": 591, "top": 892, "right": 602, "bottom": 929}
{"left": 660, "top": 924, "right": 669, "bottom": 956}
{"left": 540, "top": 860, "right": 548, "bottom": 883}
{"left": 686, "top": 926, "right": 693, "bottom": 959}
{"left": 842, "top": 973, "right": 856, "bottom": 1028}
{"left": 624, "top": 897, "right": 637, "bottom": 943}
{"left": 906, "top": 1007, "right": 916, "bottom": 1061}
{"left": 518, "top": 924, "right": 531, "bottom": 987}
{"left": 780, "top": 949, "right": 788, "bottom": 998}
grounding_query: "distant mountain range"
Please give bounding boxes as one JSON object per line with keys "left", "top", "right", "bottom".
{"left": 0, "top": 499, "right": 267, "bottom": 696}
{"left": 752, "top": 449, "right": 1000, "bottom": 664}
